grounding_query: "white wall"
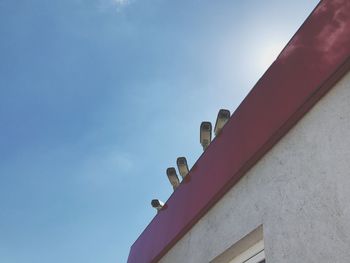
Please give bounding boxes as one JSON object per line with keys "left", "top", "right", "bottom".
{"left": 159, "top": 71, "right": 350, "bottom": 263}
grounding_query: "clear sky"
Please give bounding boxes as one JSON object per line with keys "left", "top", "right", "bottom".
{"left": 0, "top": 0, "right": 319, "bottom": 262}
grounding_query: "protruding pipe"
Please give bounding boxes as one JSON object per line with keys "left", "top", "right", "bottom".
{"left": 177, "top": 157, "right": 189, "bottom": 179}
{"left": 200, "top": 121, "right": 212, "bottom": 150}
{"left": 151, "top": 199, "right": 164, "bottom": 212}
{"left": 166, "top": 167, "right": 180, "bottom": 190}
{"left": 214, "top": 109, "right": 231, "bottom": 136}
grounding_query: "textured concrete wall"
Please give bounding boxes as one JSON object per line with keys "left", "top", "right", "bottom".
{"left": 159, "top": 71, "right": 350, "bottom": 263}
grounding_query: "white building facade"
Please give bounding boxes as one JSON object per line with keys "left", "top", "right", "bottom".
{"left": 128, "top": 1, "right": 350, "bottom": 262}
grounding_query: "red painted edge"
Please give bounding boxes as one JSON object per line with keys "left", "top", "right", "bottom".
{"left": 128, "top": 1, "right": 350, "bottom": 262}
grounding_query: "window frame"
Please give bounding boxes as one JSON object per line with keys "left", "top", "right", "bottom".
{"left": 228, "top": 240, "right": 265, "bottom": 263}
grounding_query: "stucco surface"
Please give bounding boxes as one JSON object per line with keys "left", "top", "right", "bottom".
{"left": 159, "top": 71, "right": 350, "bottom": 263}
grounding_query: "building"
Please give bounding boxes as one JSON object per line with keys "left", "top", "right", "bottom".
{"left": 128, "top": 0, "right": 350, "bottom": 262}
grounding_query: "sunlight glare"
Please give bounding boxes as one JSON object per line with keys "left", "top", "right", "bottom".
{"left": 257, "top": 40, "right": 286, "bottom": 72}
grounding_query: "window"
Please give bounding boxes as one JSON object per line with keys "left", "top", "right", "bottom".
{"left": 210, "top": 226, "right": 265, "bottom": 263}
{"left": 229, "top": 240, "right": 265, "bottom": 263}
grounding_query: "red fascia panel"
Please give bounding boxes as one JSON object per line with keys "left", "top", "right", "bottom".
{"left": 128, "top": 1, "right": 350, "bottom": 262}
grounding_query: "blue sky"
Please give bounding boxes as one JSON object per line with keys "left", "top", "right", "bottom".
{"left": 0, "top": 0, "right": 319, "bottom": 262}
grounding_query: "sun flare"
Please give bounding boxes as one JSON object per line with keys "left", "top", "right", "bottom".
{"left": 257, "top": 40, "right": 286, "bottom": 71}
